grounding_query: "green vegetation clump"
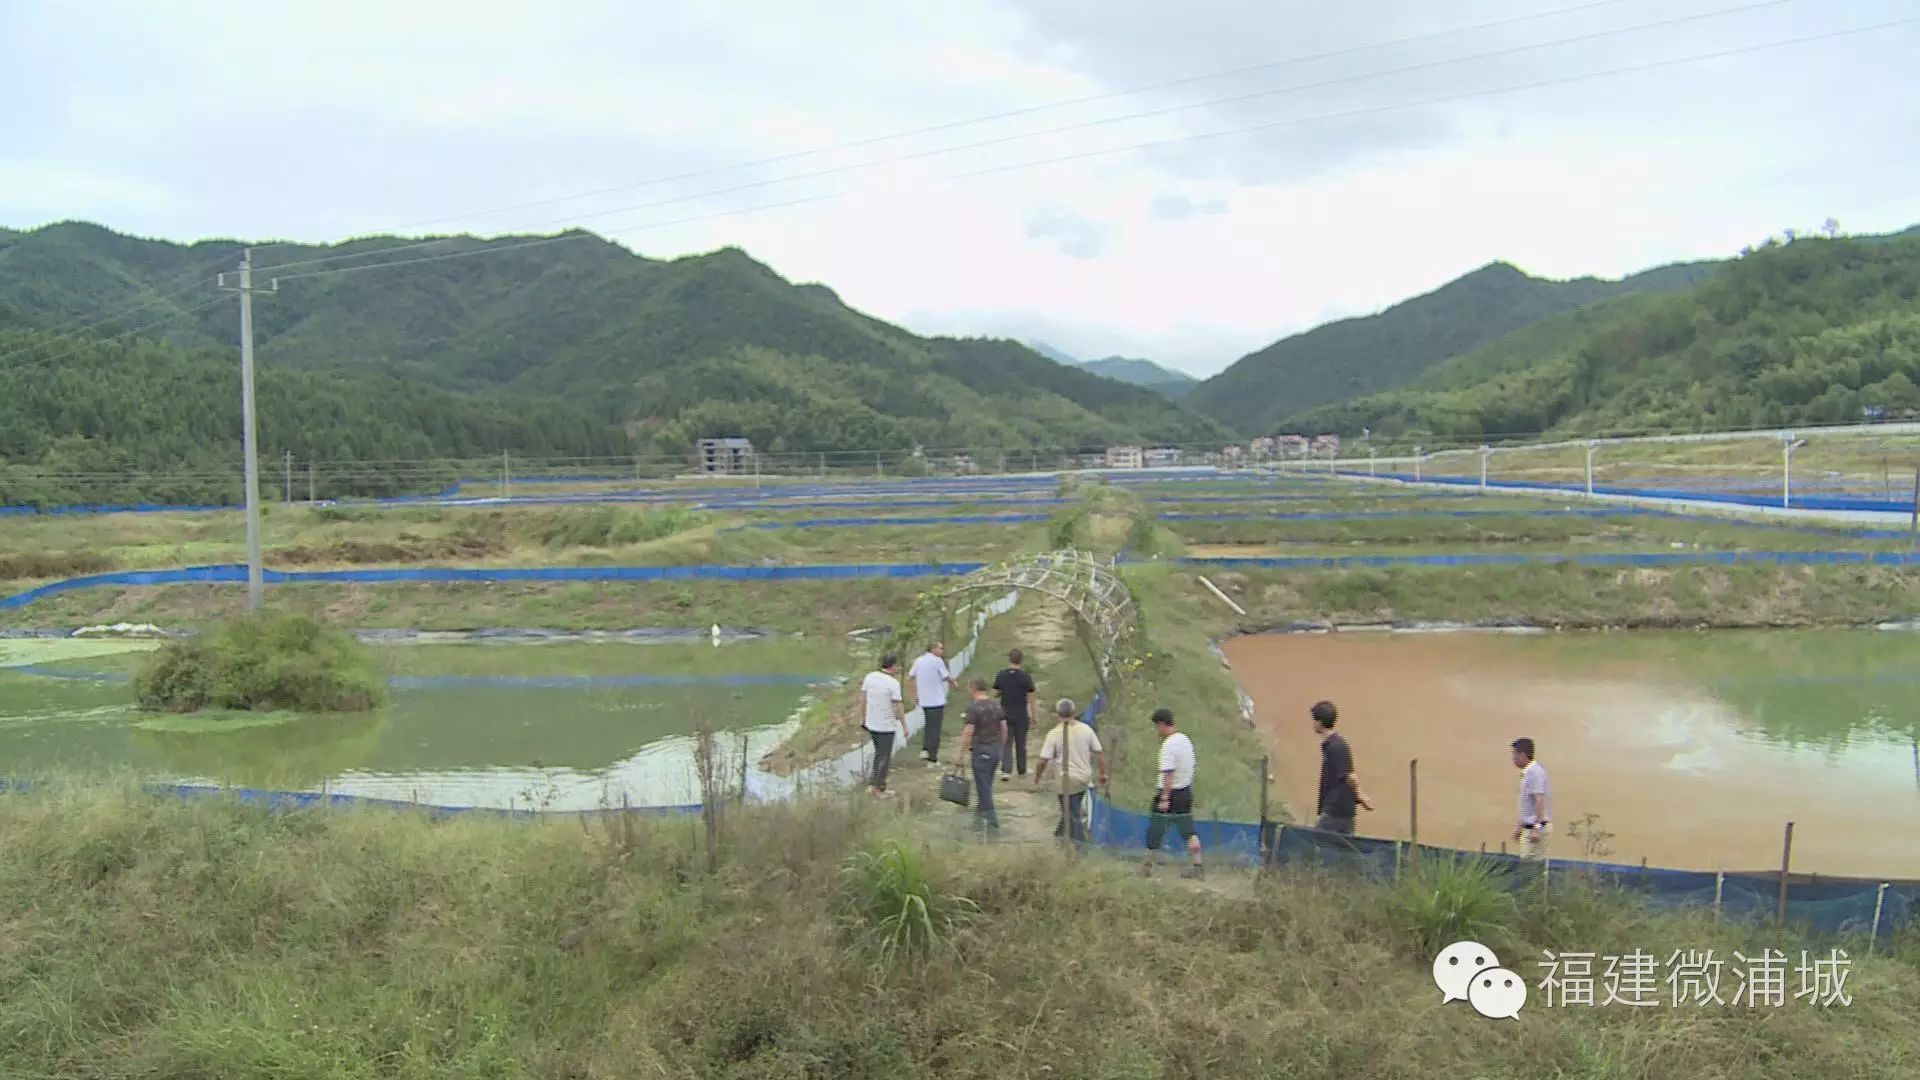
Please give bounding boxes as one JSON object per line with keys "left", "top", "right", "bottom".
{"left": 1392, "top": 854, "right": 1518, "bottom": 956}
{"left": 838, "top": 839, "right": 977, "bottom": 968}
{"left": 133, "top": 612, "right": 386, "bottom": 714}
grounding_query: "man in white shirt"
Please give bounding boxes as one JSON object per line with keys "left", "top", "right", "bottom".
{"left": 908, "top": 642, "right": 957, "bottom": 765}
{"left": 1034, "top": 698, "right": 1107, "bottom": 846}
{"left": 1509, "top": 736, "right": 1551, "bottom": 861}
{"left": 1144, "top": 708, "right": 1203, "bottom": 878}
{"left": 857, "top": 654, "right": 906, "bottom": 796}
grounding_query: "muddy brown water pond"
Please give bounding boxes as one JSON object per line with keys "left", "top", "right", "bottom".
{"left": 1225, "top": 629, "right": 1920, "bottom": 879}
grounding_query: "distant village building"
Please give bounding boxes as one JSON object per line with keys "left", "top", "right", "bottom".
{"left": 1104, "top": 445, "right": 1144, "bottom": 469}
{"left": 1221, "top": 444, "right": 1245, "bottom": 464}
{"left": 1143, "top": 447, "right": 1182, "bottom": 468}
{"left": 1310, "top": 434, "right": 1342, "bottom": 459}
{"left": 692, "top": 437, "right": 756, "bottom": 475}
{"left": 1276, "top": 435, "right": 1311, "bottom": 459}
{"left": 1247, "top": 436, "right": 1276, "bottom": 460}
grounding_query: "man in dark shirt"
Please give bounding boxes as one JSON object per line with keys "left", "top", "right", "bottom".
{"left": 958, "top": 678, "right": 1008, "bottom": 831}
{"left": 991, "top": 649, "right": 1037, "bottom": 778}
{"left": 1312, "top": 700, "right": 1372, "bottom": 835}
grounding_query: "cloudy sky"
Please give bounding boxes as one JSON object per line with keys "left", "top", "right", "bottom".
{"left": 4, "top": 0, "right": 1918, "bottom": 376}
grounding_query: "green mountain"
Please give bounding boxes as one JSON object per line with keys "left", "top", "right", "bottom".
{"left": 1281, "top": 232, "right": 1920, "bottom": 447}
{"left": 1185, "top": 259, "right": 1719, "bottom": 435}
{"left": 0, "top": 222, "right": 1229, "bottom": 503}
{"left": 1075, "top": 356, "right": 1196, "bottom": 399}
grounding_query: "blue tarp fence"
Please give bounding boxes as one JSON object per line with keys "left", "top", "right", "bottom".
{"left": 0, "top": 561, "right": 989, "bottom": 611}
{"left": 1071, "top": 693, "right": 1914, "bottom": 939}
{"left": 1363, "top": 470, "right": 1916, "bottom": 515}
{"left": 0, "top": 779, "right": 700, "bottom": 821}
{"left": 1172, "top": 550, "right": 1920, "bottom": 571}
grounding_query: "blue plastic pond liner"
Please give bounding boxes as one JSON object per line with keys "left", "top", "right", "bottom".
{"left": 725, "top": 513, "right": 1051, "bottom": 531}
{"left": 1361, "top": 471, "right": 1914, "bottom": 514}
{"left": 0, "top": 665, "right": 840, "bottom": 689}
{"left": 0, "top": 561, "right": 990, "bottom": 611}
{"left": 1167, "top": 550, "right": 1920, "bottom": 571}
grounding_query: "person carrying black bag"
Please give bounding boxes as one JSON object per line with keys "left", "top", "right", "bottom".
{"left": 957, "top": 678, "right": 1008, "bottom": 832}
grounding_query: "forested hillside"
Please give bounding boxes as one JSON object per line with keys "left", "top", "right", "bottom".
{"left": 0, "top": 329, "right": 623, "bottom": 507}
{"left": 1185, "top": 259, "right": 1719, "bottom": 434}
{"left": 0, "top": 222, "right": 1228, "bottom": 504}
{"left": 1283, "top": 234, "right": 1920, "bottom": 447}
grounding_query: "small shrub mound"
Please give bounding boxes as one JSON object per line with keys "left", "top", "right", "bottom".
{"left": 133, "top": 612, "right": 387, "bottom": 714}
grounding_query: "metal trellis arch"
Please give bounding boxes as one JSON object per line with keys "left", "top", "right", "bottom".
{"left": 933, "top": 549, "right": 1138, "bottom": 682}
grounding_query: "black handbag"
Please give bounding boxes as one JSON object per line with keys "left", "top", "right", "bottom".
{"left": 939, "top": 769, "right": 970, "bottom": 807}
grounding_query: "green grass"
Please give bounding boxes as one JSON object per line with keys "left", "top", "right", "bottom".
{"left": 838, "top": 839, "right": 978, "bottom": 969}
{"left": 2, "top": 785, "right": 1917, "bottom": 1078}
{"left": 2, "top": 577, "right": 930, "bottom": 635}
{"left": 1209, "top": 562, "right": 1920, "bottom": 628}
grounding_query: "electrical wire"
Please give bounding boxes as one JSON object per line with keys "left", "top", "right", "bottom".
{"left": 240, "top": 0, "right": 1647, "bottom": 263}
{"left": 252, "top": 0, "right": 1797, "bottom": 276}
{"left": 269, "top": 14, "right": 1918, "bottom": 287}
{"left": 0, "top": 250, "right": 243, "bottom": 366}
{"left": 0, "top": 296, "right": 229, "bottom": 377}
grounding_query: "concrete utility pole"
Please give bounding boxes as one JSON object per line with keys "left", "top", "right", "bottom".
{"left": 284, "top": 449, "right": 293, "bottom": 504}
{"left": 217, "top": 250, "right": 277, "bottom": 612}
{"left": 1783, "top": 434, "right": 1806, "bottom": 508}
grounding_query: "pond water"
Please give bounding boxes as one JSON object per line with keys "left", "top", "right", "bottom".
{"left": 1224, "top": 629, "right": 1920, "bottom": 878}
{"left": 0, "top": 637, "right": 854, "bottom": 810}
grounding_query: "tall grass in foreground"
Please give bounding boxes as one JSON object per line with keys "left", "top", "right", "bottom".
{"left": 839, "top": 839, "right": 977, "bottom": 969}
{"left": 1392, "top": 853, "right": 1518, "bottom": 956}
{"left": 1, "top": 784, "right": 1918, "bottom": 1078}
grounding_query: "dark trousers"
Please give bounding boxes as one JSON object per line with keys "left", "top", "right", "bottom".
{"left": 867, "top": 730, "right": 895, "bottom": 790}
{"left": 1147, "top": 786, "right": 1198, "bottom": 851}
{"left": 1001, "top": 715, "right": 1030, "bottom": 776}
{"left": 1052, "top": 790, "right": 1088, "bottom": 845}
{"left": 1315, "top": 812, "right": 1355, "bottom": 835}
{"left": 920, "top": 705, "right": 945, "bottom": 761}
{"left": 971, "top": 748, "right": 1001, "bottom": 829}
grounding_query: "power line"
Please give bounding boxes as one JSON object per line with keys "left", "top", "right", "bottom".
{"left": 0, "top": 296, "right": 230, "bottom": 377}
{"left": 0, "top": 251, "right": 241, "bottom": 367}
{"left": 241, "top": 0, "right": 1646, "bottom": 265}
{"left": 253, "top": 0, "right": 1795, "bottom": 277}
{"left": 269, "top": 14, "right": 1916, "bottom": 287}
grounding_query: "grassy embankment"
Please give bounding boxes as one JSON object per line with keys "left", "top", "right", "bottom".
{"left": 0, "top": 501, "right": 1050, "bottom": 633}
{"left": 2, "top": 783, "right": 1917, "bottom": 1078}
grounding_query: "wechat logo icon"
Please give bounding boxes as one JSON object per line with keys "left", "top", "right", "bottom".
{"left": 1434, "top": 940, "right": 1527, "bottom": 1020}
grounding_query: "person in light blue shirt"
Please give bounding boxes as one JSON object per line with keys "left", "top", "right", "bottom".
{"left": 908, "top": 642, "right": 956, "bottom": 765}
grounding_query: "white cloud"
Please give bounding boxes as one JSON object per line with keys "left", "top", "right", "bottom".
{"left": 2, "top": 0, "right": 1917, "bottom": 376}
{"left": 1024, "top": 204, "right": 1112, "bottom": 258}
